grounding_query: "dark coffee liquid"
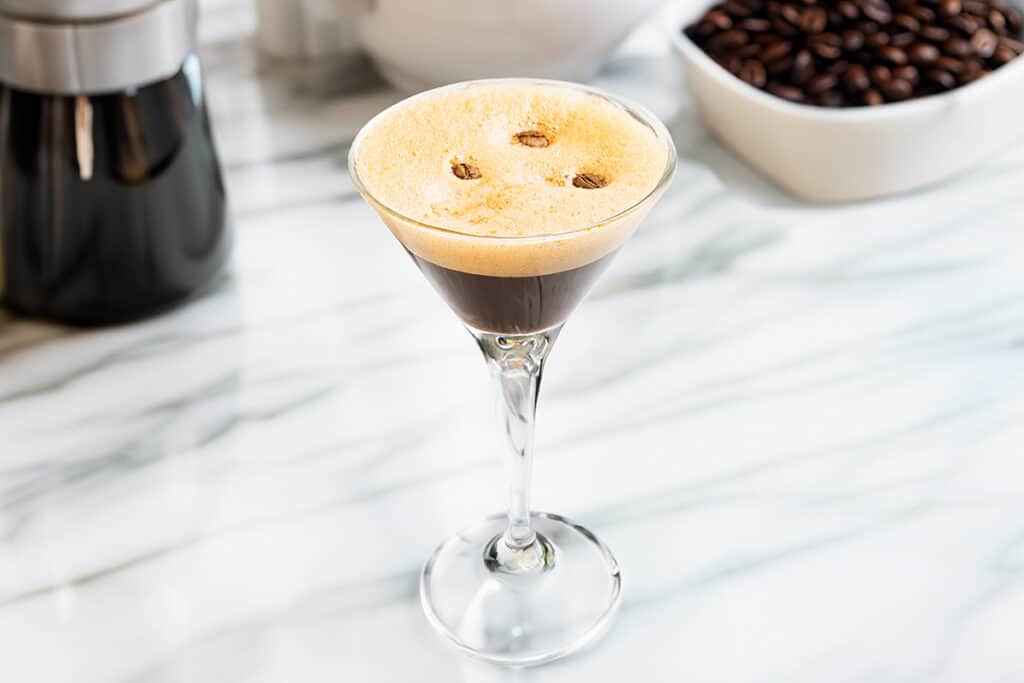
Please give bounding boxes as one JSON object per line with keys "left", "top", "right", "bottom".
{"left": 410, "top": 251, "right": 617, "bottom": 333}
{"left": 0, "top": 56, "right": 230, "bottom": 325}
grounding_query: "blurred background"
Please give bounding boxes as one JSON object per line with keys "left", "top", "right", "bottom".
{"left": 1, "top": 0, "right": 1023, "bottom": 681}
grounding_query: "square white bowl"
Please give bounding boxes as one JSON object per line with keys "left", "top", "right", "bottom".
{"left": 669, "top": 1, "right": 1024, "bottom": 202}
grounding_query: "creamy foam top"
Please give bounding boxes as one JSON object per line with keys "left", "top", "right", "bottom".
{"left": 353, "top": 82, "right": 671, "bottom": 276}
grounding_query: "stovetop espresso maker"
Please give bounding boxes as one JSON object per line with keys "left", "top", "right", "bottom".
{"left": 0, "top": 0, "right": 231, "bottom": 325}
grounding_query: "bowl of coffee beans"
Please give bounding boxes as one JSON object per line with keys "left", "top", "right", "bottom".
{"left": 671, "top": 0, "right": 1024, "bottom": 201}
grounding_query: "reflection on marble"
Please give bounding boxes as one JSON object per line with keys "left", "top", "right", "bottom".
{"left": 3, "top": 0, "right": 1024, "bottom": 681}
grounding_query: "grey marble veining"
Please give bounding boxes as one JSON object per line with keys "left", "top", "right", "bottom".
{"left": 2, "top": 0, "right": 1024, "bottom": 681}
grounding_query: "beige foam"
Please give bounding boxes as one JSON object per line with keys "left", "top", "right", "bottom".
{"left": 353, "top": 82, "right": 671, "bottom": 276}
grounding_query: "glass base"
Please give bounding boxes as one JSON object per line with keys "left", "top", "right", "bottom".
{"left": 420, "top": 512, "right": 622, "bottom": 666}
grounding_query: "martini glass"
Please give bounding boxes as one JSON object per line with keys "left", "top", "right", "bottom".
{"left": 349, "top": 79, "right": 676, "bottom": 665}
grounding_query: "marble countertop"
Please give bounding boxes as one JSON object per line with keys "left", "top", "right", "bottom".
{"left": 4, "top": 1, "right": 1024, "bottom": 681}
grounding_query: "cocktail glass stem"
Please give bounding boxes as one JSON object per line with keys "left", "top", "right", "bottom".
{"left": 473, "top": 325, "right": 562, "bottom": 575}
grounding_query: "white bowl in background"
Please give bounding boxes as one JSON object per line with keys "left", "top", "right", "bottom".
{"left": 352, "top": 0, "right": 666, "bottom": 92}
{"left": 669, "top": 1, "right": 1024, "bottom": 202}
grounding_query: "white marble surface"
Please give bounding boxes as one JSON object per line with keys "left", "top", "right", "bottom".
{"left": 3, "top": 1, "right": 1024, "bottom": 681}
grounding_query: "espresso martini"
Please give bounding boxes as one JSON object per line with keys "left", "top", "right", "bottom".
{"left": 352, "top": 81, "right": 669, "bottom": 333}
{"left": 349, "top": 79, "right": 675, "bottom": 665}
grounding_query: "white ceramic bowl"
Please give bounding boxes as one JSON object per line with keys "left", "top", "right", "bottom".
{"left": 669, "top": 1, "right": 1024, "bottom": 202}
{"left": 352, "top": 0, "right": 665, "bottom": 92}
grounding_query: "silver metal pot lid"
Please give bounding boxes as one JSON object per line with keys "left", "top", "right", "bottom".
{"left": 0, "top": 0, "right": 162, "bottom": 21}
{"left": 0, "top": 0, "right": 196, "bottom": 94}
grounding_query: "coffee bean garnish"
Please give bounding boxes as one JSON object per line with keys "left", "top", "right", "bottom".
{"left": 451, "top": 162, "right": 481, "bottom": 180}
{"left": 684, "top": 0, "right": 1023, "bottom": 106}
{"left": 514, "top": 131, "right": 550, "bottom": 148}
{"left": 572, "top": 173, "right": 608, "bottom": 189}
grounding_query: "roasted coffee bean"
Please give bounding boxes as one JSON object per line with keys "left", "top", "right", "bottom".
{"left": 712, "top": 53, "right": 736, "bottom": 71}
{"left": 864, "top": 88, "right": 885, "bottom": 104}
{"left": 709, "top": 29, "right": 751, "bottom": 49}
{"left": 706, "top": 9, "right": 735, "bottom": 29}
{"left": 811, "top": 32, "right": 844, "bottom": 57}
{"left": 871, "top": 63, "right": 894, "bottom": 83}
{"left": 958, "top": 58, "right": 983, "bottom": 81}
{"left": 866, "top": 30, "right": 891, "bottom": 46}
{"left": 971, "top": 27, "right": 1000, "bottom": 54}
{"left": 724, "top": 0, "right": 755, "bottom": 16}
{"left": 935, "top": 55, "right": 966, "bottom": 71}
{"left": 791, "top": 49, "right": 817, "bottom": 82}
{"left": 948, "top": 13, "right": 983, "bottom": 33}
{"left": 819, "top": 89, "right": 847, "bottom": 105}
{"left": 740, "top": 16, "right": 773, "bottom": 30}
{"left": 767, "top": 55, "right": 796, "bottom": 73}
{"left": 944, "top": 37, "right": 974, "bottom": 56}
{"left": 1001, "top": 35, "right": 1024, "bottom": 52}
{"left": 781, "top": 4, "right": 803, "bottom": 24}
{"left": 909, "top": 41, "right": 942, "bottom": 62}
{"left": 801, "top": 6, "right": 829, "bottom": 30}
{"left": 994, "top": 44, "right": 1018, "bottom": 60}
{"left": 845, "top": 63, "right": 872, "bottom": 89}
{"left": 767, "top": 81, "right": 806, "bottom": 100}
{"left": 827, "top": 59, "right": 852, "bottom": 73}
{"left": 882, "top": 76, "right": 914, "bottom": 98}
{"left": 772, "top": 17, "right": 800, "bottom": 34}
{"left": 760, "top": 40, "right": 794, "bottom": 60}
{"left": 738, "top": 42, "right": 765, "bottom": 56}
{"left": 921, "top": 25, "right": 952, "bottom": 41}
{"left": 843, "top": 28, "right": 867, "bottom": 48}
{"left": 838, "top": 0, "right": 861, "bottom": 19}
{"left": 859, "top": 0, "right": 894, "bottom": 23}
{"left": 891, "top": 30, "right": 918, "bottom": 45}
{"left": 989, "top": 9, "right": 1008, "bottom": 30}
{"left": 941, "top": 0, "right": 962, "bottom": 15}
{"left": 689, "top": 21, "right": 718, "bottom": 38}
{"left": 894, "top": 64, "right": 921, "bottom": 82}
{"left": 926, "top": 67, "right": 958, "bottom": 86}
{"left": 807, "top": 72, "right": 840, "bottom": 92}
{"left": 740, "top": 59, "right": 769, "bottom": 86}
{"left": 911, "top": 4, "right": 937, "bottom": 21}
{"left": 894, "top": 12, "right": 922, "bottom": 30}
{"left": 964, "top": 0, "right": 989, "bottom": 15}
{"left": 878, "top": 45, "right": 910, "bottom": 62}
{"left": 962, "top": 65, "right": 987, "bottom": 80}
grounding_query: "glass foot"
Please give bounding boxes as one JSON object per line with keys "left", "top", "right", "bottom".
{"left": 420, "top": 512, "right": 622, "bottom": 666}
